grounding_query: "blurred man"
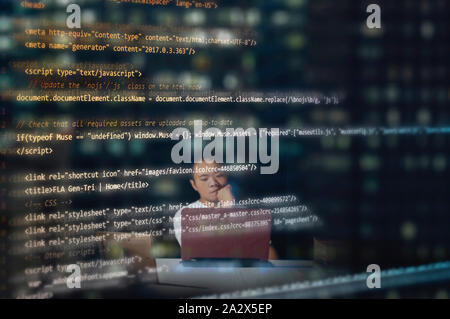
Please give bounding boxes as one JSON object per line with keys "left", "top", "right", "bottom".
{"left": 173, "top": 160, "right": 278, "bottom": 259}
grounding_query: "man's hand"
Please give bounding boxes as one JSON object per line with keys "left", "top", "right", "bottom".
{"left": 217, "top": 184, "right": 234, "bottom": 207}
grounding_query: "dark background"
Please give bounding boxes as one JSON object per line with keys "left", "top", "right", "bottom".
{"left": 1, "top": 0, "right": 449, "bottom": 298}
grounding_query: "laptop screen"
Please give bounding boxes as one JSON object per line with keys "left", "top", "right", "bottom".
{"left": 181, "top": 208, "right": 271, "bottom": 261}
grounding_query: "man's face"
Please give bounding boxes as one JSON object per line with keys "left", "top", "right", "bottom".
{"left": 190, "top": 161, "right": 227, "bottom": 203}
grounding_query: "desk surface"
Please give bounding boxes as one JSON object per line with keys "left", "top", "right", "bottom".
{"left": 153, "top": 258, "right": 321, "bottom": 297}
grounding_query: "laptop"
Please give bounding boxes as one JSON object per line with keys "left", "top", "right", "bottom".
{"left": 180, "top": 207, "right": 273, "bottom": 267}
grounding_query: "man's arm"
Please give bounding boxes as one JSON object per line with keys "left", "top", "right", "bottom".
{"left": 269, "top": 245, "right": 278, "bottom": 260}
